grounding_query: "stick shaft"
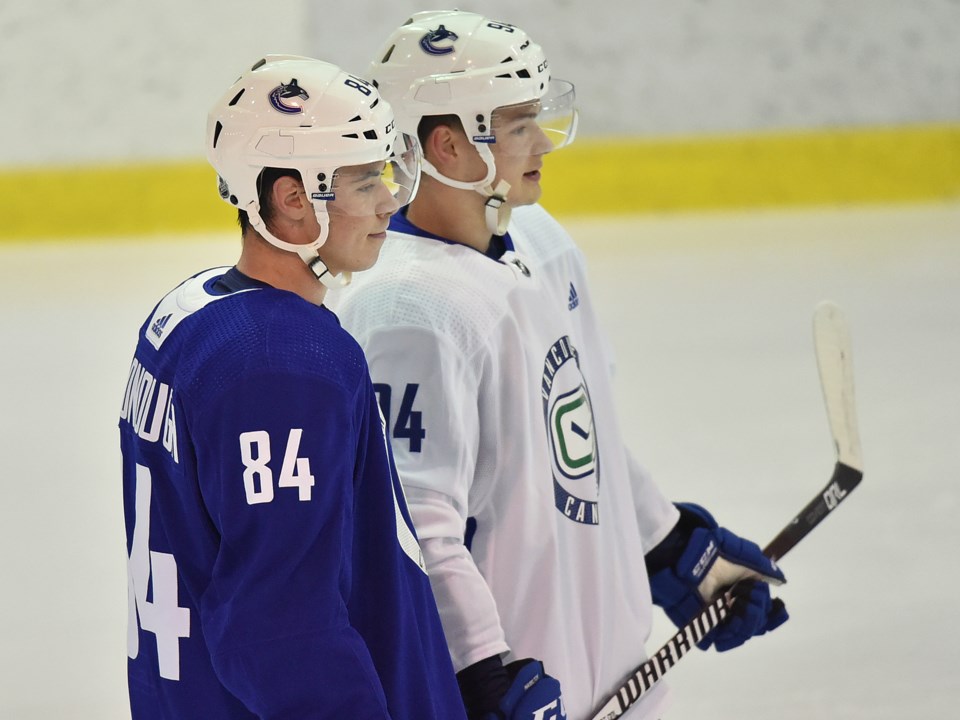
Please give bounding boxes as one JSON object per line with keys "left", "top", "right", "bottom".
{"left": 588, "top": 302, "right": 862, "bottom": 720}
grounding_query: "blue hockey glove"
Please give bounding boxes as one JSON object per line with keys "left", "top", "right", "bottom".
{"left": 458, "top": 656, "right": 565, "bottom": 720}
{"left": 647, "top": 503, "right": 788, "bottom": 652}
{"left": 484, "top": 659, "right": 565, "bottom": 720}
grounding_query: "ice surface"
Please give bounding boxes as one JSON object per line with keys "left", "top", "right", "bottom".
{"left": 2, "top": 202, "right": 956, "bottom": 718}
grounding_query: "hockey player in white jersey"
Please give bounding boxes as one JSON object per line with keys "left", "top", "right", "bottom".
{"left": 334, "top": 11, "right": 788, "bottom": 720}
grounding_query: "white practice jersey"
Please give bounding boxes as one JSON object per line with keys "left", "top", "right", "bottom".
{"left": 333, "top": 204, "right": 680, "bottom": 720}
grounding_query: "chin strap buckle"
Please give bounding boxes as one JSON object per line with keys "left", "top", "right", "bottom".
{"left": 305, "top": 254, "right": 351, "bottom": 289}
{"left": 483, "top": 179, "right": 512, "bottom": 235}
{"left": 305, "top": 253, "right": 330, "bottom": 280}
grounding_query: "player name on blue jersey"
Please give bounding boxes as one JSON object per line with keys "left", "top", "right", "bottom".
{"left": 120, "top": 357, "right": 178, "bottom": 462}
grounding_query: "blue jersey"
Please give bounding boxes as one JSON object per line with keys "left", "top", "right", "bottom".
{"left": 120, "top": 267, "right": 465, "bottom": 720}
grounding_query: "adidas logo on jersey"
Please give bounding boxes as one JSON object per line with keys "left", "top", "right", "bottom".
{"left": 567, "top": 283, "right": 580, "bottom": 311}
{"left": 150, "top": 313, "right": 172, "bottom": 339}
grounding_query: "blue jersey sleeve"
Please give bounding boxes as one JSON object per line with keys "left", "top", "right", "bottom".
{"left": 190, "top": 366, "right": 390, "bottom": 718}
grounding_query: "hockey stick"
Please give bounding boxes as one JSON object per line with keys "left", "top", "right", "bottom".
{"left": 588, "top": 301, "right": 864, "bottom": 720}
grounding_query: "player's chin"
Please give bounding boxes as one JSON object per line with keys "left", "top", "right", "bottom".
{"left": 511, "top": 183, "right": 542, "bottom": 207}
{"left": 358, "top": 236, "right": 387, "bottom": 269}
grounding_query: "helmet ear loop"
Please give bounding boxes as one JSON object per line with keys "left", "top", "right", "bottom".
{"left": 246, "top": 202, "right": 297, "bottom": 256}
{"left": 307, "top": 200, "right": 352, "bottom": 289}
{"left": 474, "top": 143, "right": 511, "bottom": 236}
{"left": 417, "top": 140, "right": 512, "bottom": 235}
{"left": 245, "top": 197, "right": 347, "bottom": 287}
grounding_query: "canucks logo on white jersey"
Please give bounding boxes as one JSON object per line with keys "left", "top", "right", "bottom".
{"left": 541, "top": 336, "right": 599, "bottom": 525}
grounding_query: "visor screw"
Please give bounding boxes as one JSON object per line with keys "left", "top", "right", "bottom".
{"left": 317, "top": 173, "right": 326, "bottom": 181}
{"left": 318, "top": 183, "right": 328, "bottom": 192}
{"left": 478, "top": 124, "right": 487, "bottom": 133}
{"left": 476, "top": 114, "right": 484, "bottom": 122}
{"left": 229, "top": 195, "right": 238, "bottom": 205}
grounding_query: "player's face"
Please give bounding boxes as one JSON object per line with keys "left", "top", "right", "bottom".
{"left": 317, "top": 161, "right": 400, "bottom": 274}
{"left": 490, "top": 100, "right": 554, "bottom": 207}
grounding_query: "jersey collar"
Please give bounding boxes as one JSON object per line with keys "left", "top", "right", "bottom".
{"left": 209, "top": 266, "right": 274, "bottom": 295}
{"left": 389, "top": 209, "right": 515, "bottom": 260}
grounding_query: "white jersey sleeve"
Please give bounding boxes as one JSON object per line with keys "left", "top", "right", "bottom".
{"left": 351, "top": 323, "right": 511, "bottom": 669}
{"left": 626, "top": 452, "right": 680, "bottom": 551}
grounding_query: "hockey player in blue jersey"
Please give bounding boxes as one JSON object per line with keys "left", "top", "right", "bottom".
{"left": 119, "top": 55, "right": 467, "bottom": 719}
{"left": 333, "top": 11, "right": 790, "bottom": 720}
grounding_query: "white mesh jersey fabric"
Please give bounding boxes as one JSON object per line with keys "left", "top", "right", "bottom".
{"left": 332, "top": 203, "right": 678, "bottom": 720}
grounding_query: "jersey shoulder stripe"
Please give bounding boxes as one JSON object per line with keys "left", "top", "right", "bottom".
{"left": 144, "top": 267, "right": 255, "bottom": 350}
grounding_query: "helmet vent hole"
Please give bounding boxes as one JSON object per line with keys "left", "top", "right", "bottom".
{"left": 382, "top": 45, "right": 396, "bottom": 63}
{"left": 363, "top": 130, "right": 378, "bottom": 140}
{"left": 212, "top": 121, "right": 223, "bottom": 149}
{"left": 370, "top": 98, "right": 379, "bottom": 109}
{"left": 342, "top": 133, "right": 360, "bottom": 139}
{"left": 349, "top": 115, "right": 362, "bottom": 122}
{"left": 495, "top": 73, "right": 511, "bottom": 79}
{"left": 251, "top": 58, "right": 267, "bottom": 71}
{"left": 501, "top": 57, "right": 513, "bottom": 64}
{"left": 516, "top": 69, "right": 530, "bottom": 79}
{"left": 228, "top": 89, "right": 245, "bottom": 106}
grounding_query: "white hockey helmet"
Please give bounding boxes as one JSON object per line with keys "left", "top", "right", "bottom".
{"left": 369, "top": 11, "right": 578, "bottom": 233}
{"left": 207, "top": 55, "right": 421, "bottom": 287}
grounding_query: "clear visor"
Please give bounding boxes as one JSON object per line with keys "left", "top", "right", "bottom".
{"left": 319, "top": 132, "right": 422, "bottom": 216}
{"left": 489, "top": 78, "right": 579, "bottom": 156}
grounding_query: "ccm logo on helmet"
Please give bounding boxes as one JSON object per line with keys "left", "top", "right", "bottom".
{"left": 269, "top": 78, "right": 309, "bottom": 115}
{"left": 419, "top": 24, "right": 458, "bottom": 55}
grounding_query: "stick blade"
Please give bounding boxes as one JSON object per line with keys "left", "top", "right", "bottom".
{"left": 762, "top": 301, "right": 865, "bottom": 563}
{"left": 813, "top": 301, "right": 863, "bottom": 472}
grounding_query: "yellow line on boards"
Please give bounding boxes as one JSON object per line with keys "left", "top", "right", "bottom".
{"left": 1, "top": 123, "right": 957, "bottom": 242}
{"left": 539, "top": 123, "right": 960, "bottom": 214}
{"left": 1, "top": 162, "right": 233, "bottom": 242}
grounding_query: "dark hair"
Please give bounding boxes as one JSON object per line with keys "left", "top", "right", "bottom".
{"left": 417, "top": 114, "right": 465, "bottom": 148}
{"left": 237, "top": 167, "right": 302, "bottom": 233}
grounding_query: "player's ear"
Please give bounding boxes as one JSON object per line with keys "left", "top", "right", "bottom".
{"left": 425, "top": 123, "right": 468, "bottom": 170}
{"left": 270, "top": 175, "right": 310, "bottom": 221}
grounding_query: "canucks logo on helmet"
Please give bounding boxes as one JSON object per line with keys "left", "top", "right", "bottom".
{"left": 419, "top": 24, "right": 459, "bottom": 55}
{"left": 268, "top": 78, "right": 309, "bottom": 114}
